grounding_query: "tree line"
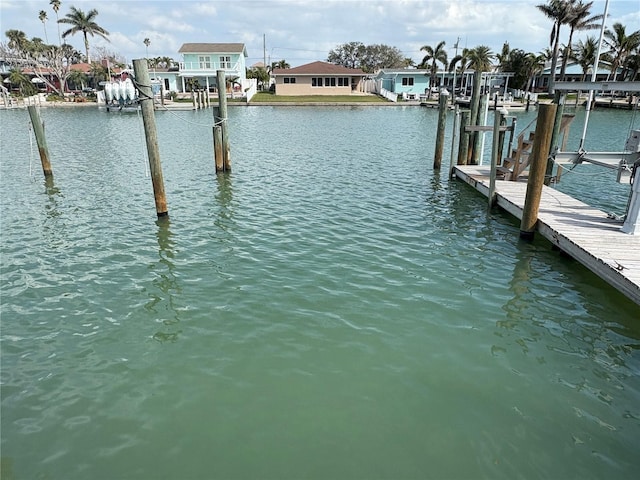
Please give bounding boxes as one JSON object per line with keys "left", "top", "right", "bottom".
{"left": 3, "top": 0, "right": 639, "bottom": 98}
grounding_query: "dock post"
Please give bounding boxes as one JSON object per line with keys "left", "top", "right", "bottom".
{"left": 546, "top": 91, "right": 565, "bottom": 185}
{"left": 213, "top": 125, "right": 224, "bottom": 172}
{"left": 488, "top": 108, "right": 508, "bottom": 208}
{"left": 433, "top": 90, "right": 449, "bottom": 170}
{"left": 473, "top": 93, "right": 488, "bottom": 165}
{"left": 191, "top": 89, "right": 196, "bottom": 109}
{"left": 457, "top": 110, "right": 470, "bottom": 166}
{"left": 27, "top": 105, "right": 53, "bottom": 178}
{"left": 133, "top": 58, "right": 169, "bottom": 218}
{"left": 520, "top": 103, "right": 557, "bottom": 239}
{"left": 217, "top": 69, "right": 231, "bottom": 171}
{"left": 468, "top": 71, "right": 482, "bottom": 162}
{"left": 621, "top": 165, "right": 640, "bottom": 234}
{"left": 449, "top": 105, "right": 460, "bottom": 178}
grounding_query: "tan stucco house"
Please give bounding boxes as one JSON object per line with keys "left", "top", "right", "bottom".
{"left": 271, "top": 61, "right": 366, "bottom": 95}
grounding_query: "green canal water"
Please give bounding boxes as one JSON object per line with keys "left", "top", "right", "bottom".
{"left": 1, "top": 104, "right": 639, "bottom": 479}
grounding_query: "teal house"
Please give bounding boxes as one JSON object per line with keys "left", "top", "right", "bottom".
{"left": 373, "top": 68, "right": 431, "bottom": 99}
{"left": 177, "top": 43, "right": 250, "bottom": 95}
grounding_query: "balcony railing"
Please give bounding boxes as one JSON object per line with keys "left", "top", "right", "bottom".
{"left": 178, "top": 60, "right": 242, "bottom": 74}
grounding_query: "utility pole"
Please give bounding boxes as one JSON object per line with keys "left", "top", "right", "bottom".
{"left": 263, "top": 34, "right": 266, "bottom": 67}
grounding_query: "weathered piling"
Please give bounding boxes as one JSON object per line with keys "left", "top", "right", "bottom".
{"left": 546, "top": 91, "right": 566, "bottom": 184}
{"left": 132, "top": 58, "right": 169, "bottom": 217}
{"left": 449, "top": 105, "right": 460, "bottom": 178}
{"left": 27, "top": 105, "right": 53, "bottom": 178}
{"left": 216, "top": 69, "right": 231, "bottom": 171}
{"left": 520, "top": 103, "right": 557, "bottom": 239}
{"left": 488, "top": 108, "right": 507, "bottom": 208}
{"left": 433, "top": 90, "right": 449, "bottom": 170}
{"left": 457, "top": 110, "right": 470, "bottom": 166}
{"left": 213, "top": 125, "right": 224, "bottom": 172}
{"left": 468, "top": 71, "right": 483, "bottom": 164}
{"left": 472, "top": 93, "right": 488, "bottom": 164}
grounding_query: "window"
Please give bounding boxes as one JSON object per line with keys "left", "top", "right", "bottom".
{"left": 338, "top": 77, "right": 349, "bottom": 87}
{"left": 312, "top": 77, "right": 323, "bottom": 87}
{"left": 402, "top": 77, "right": 414, "bottom": 86}
{"left": 283, "top": 77, "right": 296, "bottom": 84}
{"left": 219, "top": 56, "right": 232, "bottom": 69}
{"left": 325, "top": 77, "right": 336, "bottom": 87}
{"left": 198, "top": 56, "right": 211, "bottom": 69}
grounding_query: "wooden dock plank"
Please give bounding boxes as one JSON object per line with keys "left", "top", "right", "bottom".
{"left": 454, "top": 165, "right": 640, "bottom": 306}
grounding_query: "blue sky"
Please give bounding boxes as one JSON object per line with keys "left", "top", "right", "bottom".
{"left": 1, "top": 0, "right": 638, "bottom": 67}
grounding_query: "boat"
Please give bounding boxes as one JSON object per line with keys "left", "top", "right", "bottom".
{"left": 97, "top": 74, "right": 139, "bottom": 112}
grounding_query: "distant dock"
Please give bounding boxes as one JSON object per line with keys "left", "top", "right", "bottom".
{"left": 454, "top": 165, "right": 640, "bottom": 306}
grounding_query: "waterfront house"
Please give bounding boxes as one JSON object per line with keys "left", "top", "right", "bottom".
{"left": 177, "top": 43, "right": 251, "bottom": 95}
{"left": 372, "top": 68, "right": 430, "bottom": 99}
{"left": 271, "top": 61, "right": 366, "bottom": 95}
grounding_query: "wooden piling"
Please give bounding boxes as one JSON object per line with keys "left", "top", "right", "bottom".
{"left": 457, "top": 110, "right": 470, "bottom": 166}
{"left": 433, "top": 92, "right": 448, "bottom": 170}
{"left": 27, "top": 106, "right": 53, "bottom": 178}
{"left": 472, "top": 93, "right": 488, "bottom": 165}
{"left": 449, "top": 105, "right": 460, "bottom": 178}
{"left": 520, "top": 103, "right": 557, "bottom": 239}
{"left": 488, "top": 109, "right": 506, "bottom": 208}
{"left": 132, "top": 58, "right": 169, "bottom": 218}
{"left": 213, "top": 125, "right": 224, "bottom": 172}
{"left": 468, "top": 71, "right": 482, "bottom": 164}
{"left": 546, "top": 91, "right": 565, "bottom": 185}
{"left": 217, "top": 70, "right": 231, "bottom": 171}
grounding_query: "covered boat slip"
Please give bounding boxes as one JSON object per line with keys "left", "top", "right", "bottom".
{"left": 453, "top": 165, "right": 640, "bottom": 306}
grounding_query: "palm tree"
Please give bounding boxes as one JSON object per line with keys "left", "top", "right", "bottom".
{"left": 270, "top": 59, "right": 290, "bottom": 71}
{"left": 559, "top": 1, "right": 603, "bottom": 81}
{"left": 537, "top": 0, "right": 575, "bottom": 93}
{"left": 50, "top": 0, "right": 62, "bottom": 45}
{"left": 68, "top": 68, "right": 88, "bottom": 90}
{"left": 38, "top": 10, "right": 49, "bottom": 44}
{"left": 419, "top": 40, "right": 447, "bottom": 98}
{"left": 7, "top": 67, "right": 35, "bottom": 96}
{"left": 5, "top": 29, "right": 29, "bottom": 54}
{"left": 603, "top": 22, "right": 640, "bottom": 81}
{"left": 143, "top": 38, "right": 150, "bottom": 59}
{"left": 571, "top": 36, "right": 598, "bottom": 80}
{"left": 58, "top": 6, "right": 109, "bottom": 63}
{"left": 449, "top": 48, "right": 472, "bottom": 95}
{"left": 466, "top": 45, "right": 495, "bottom": 164}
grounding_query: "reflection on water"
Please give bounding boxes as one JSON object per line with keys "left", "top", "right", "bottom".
{"left": 149, "top": 218, "right": 182, "bottom": 343}
{"left": 1, "top": 106, "right": 639, "bottom": 480}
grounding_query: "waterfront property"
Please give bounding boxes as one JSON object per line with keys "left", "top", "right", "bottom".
{"left": 372, "top": 68, "right": 431, "bottom": 100}
{"left": 177, "top": 42, "right": 251, "bottom": 95}
{"left": 271, "top": 61, "right": 367, "bottom": 95}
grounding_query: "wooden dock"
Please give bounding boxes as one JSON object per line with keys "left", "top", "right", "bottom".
{"left": 454, "top": 165, "right": 640, "bottom": 306}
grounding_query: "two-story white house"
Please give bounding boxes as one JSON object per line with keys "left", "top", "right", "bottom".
{"left": 177, "top": 43, "right": 252, "bottom": 96}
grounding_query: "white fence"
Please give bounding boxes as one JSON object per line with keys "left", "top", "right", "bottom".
{"left": 379, "top": 87, "right": 398, "bottom": 103}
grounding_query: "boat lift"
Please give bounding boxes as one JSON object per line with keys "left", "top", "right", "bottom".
{"left": 552, "top": 81, "right": 640, "bottom": 234}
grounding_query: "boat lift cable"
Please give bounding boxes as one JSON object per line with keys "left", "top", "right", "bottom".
{"left": 28, "top": 120, "right": 34, "bottom": 180}
{"left": 136, "top": 107, "right": 150, "bottom": 178}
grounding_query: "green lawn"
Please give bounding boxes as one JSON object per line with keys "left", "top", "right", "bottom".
{"left": 249, "top": 92, "right": 389, "bottom": 103}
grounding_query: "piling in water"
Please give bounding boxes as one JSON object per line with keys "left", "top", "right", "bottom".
{"left": 27, "top": 105, "right": 53, "bottom": 178}
{"left": 457, "top": 110, "right": 470, "bottom": 166}
{"left": 520, "top": 103, "right": 557, "bottom": 239}
{"left": 217, "top": 70, "right": 231, "bottom": 171}
{"left": 433, "top": 92, "right": 449, "bottom": 170}
{"left": 132, "top": 58, "right": 169, "bottom": 218}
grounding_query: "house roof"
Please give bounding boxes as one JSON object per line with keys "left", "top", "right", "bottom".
{"left": 272, "top": 61, "right": 366, "bottom": 76}
{"left": 377, "top": 68, "right": 429, "bottom": 75}
{"left": 178, "top": 43, "right": 247, "bottom": 56}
